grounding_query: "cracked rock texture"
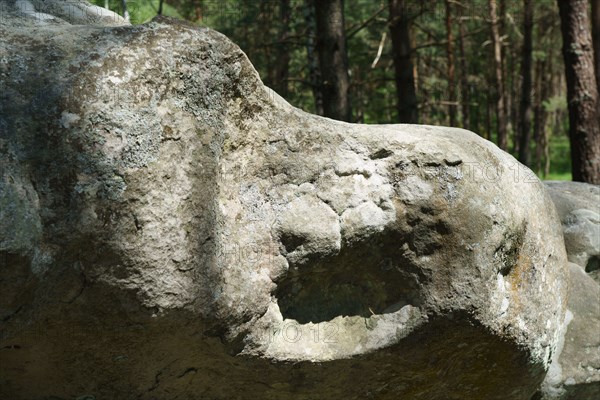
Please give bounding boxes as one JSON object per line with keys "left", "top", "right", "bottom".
{"left": 1, "top": 2, "right": 569, "bottom": 399}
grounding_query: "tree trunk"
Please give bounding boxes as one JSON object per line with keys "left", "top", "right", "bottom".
{"left": 486, "top": 92, "right": 492, "bottom": 141}
{"left": 315, "top": 0, "right": 352, "bottom": 121}
{"left": 518, "top": 0, "right": 533, "bottom": 166}
{"left": 120, "top": 0, "right": 129, "bottom": 22}
{"left": 558, "top": 0, "right": 600, "bottom": 184}
{"left": 489, "top": 0, "right": 508, "bottom": 150}
{"left": 195, "top": 0, "right": 203, "bottom": 22}
{"left": 458, "top": 8, "right": 470, "bottom": 131}
{"left": 304, "top": 0, "right": 324, "bottom": 115}
{"left": 510, "top": 60, "right": 519, "bottom": 153}
{"left": 542, "top": 44, "right": 555, "bottom": 178}
{"left": 543, "top": 57, "right": 552, "bottom": 179}
{"left": 533, "top": 59, "right": 546, "bottom": 174}
{"left": 355, "top": 65, "right": 365, "bottom": 123}
{"left": 274, "top": 0, "right": 292, "bottom": 98}
{"left": 260, "top": 3, "right": 276, "bottom": 90}
{"left": 592, "top": 0, "right": 600, "bottom": 101}
{"left": 445, "top": 0, "right": 457, "bottom": 126}
{"left": 500, "top": 0, "right": 514, "bottom": 140}
{"left": 389, "top": 0, "right": 418, "bottom": 123}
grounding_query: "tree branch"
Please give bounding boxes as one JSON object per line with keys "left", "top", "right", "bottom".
{"left": 346, "top": 5, "right": 386, "bottom": 39}
{"left": 371, "top": 32, "right": 387, "bottom": 68}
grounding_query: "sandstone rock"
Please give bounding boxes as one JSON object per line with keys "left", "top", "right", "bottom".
{"left": 9, "top": 0, "right": 128, "bottom": 25}
{"left": 534, "top": 263, "right": 600, "bottom": 399}
{"left": 0, "top": 2, "right": 569, "bottom": 399}
{"left": 540, "top": 181, "right": 600, "bottom": 399}
{"left": 545, "top": 181, "right": 600, "bottom": 282}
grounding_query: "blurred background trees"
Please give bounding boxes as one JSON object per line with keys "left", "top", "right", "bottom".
{"left": 93, "top": 0, "right": 599, "bottom": 183}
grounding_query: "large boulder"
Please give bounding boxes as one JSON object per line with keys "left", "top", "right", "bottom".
{"left": 0, "top": 2, "right": 569, "bottom": 399}
{"left": 545, "top": 181, "right": 600, "bottom": 282}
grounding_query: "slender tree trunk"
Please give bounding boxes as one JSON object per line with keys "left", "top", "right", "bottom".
{"left": 509, "top": 47, "right": 520, "bottom": 154}
{"left": 260, "top": 3, "right": 276, "bottom": 89}
{"left": 489, "top": 0, "right": 508, "bottom": 150}
{"left": 473, "top": 93, "right": 480, "bottom": 134}
{"left": 558, "top": 0, "right": 600, "bottom": 184}
{"left": 315, "top": 0, "right": 352, "bottom": 121}
{"left": 389, "top": 0, "right": 418, "bottom": 123}
{"left": 544, "top": 53, "right": 553, "bottom": 178}
{"left": 445, "top": 0, "right": 457, "bottom": 126}
{"left": 507, "top": 57, "right": 516, "bottom": 153}
{"left": 458, "top": 9, "right": 470, "bottom": 130}
{"left": 195, "top": 0, "right": 203, "bottom": 22}
{"left": 305, "top": 0, "right": 324, "bottom": 115}
{"left": 510, "top": 59, "right": 519, "bottom": 153}
{"left": 355, "top": 65, "right": 365, "bottom": 123}
{"left": 543, "top": 132, "right": 551, "bottom": 177}
{"left": 274, "top": 0, "right": 292, "bottom": 98}
{"left": 543, "top": 56, "right": 552, "bottom": 179}
{"left": 592, "top": 0, "right": 600, "bottom": 101}
{"left": 542, "top": 47, "right": 555, "bottom": 177}
{"left": 533, "top": 62, "right": 542, "bottom": 173}
{"left": 486, "top": 92, "right": 492, "bottom": 141}
{"left": 499, "top": 0, "right": 507, "bottom": 44}
{"left": 534, "top": 58, "right": 546, "bottom": 174}
{"left": 518, "top": 0, "right": 533, "bottom": 166}
{"left": 121, "top": 0, "right": 129, "bottom": 22}
{"left": 500, "top": 0, "right": 514, "bottom": 140}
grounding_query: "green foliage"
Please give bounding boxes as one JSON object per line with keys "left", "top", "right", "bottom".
{"left": 90, "top": 0, "right": 181, "bottom": 24}
{"left": 543, "top": 95, "right": 567, "bottom": 113}
{"left": 543, "top": 172, "right": 572, "bottom": 181}
{"left": 547, "top": 132, "right": 571, "bottom": 174}
{"left": 532, "top": 50, "right": 547, "bottom": 62}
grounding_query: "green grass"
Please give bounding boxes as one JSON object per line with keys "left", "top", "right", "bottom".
{"left": 530, "top": 131, "right": 572, "bottom": 181}
{"left": 542, "top": 171, "right": 572, "bottom": 181}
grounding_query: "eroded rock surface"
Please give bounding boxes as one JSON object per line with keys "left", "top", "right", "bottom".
{"left": 536, "top": 181, "right": 600, "bottom": 399}
{"left": 1, "top": 2, "right": 569, "bottom": 399}
{"left": 545, "top": 181, "right": 600, "bottom": 282}
{"left": 534, "top": 263, "right": 600, "bottom": 399}
{"left": 7, "top": 0, "right": 128, "bottom": 25}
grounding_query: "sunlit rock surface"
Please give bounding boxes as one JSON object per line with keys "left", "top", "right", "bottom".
{"left": 545, "top": 181, "right": 600, "bottom": 282}
{"left": 0, "top": 2, "right": 569, "bottom": 399}
{"left": 535, "top": 181, "right": 600, "bottom": 399}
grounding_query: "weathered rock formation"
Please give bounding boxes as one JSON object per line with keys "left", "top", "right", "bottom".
{"left": 533, "top": 263, "right": 600, "bottom": 400}
{"left": 534, "top": 182, "right": 600, "bottom": 399}
{"left": 545, "top": 181, "right": 600, "bottom": 282}
{"left": 0, "top": 1, "right": 569, "bottom": 399}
